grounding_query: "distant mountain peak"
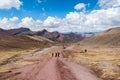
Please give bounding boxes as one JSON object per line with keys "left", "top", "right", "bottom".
{"left": 0, "top": 28, "right": 4, "bottom": 31}
{"left": 0, "top": 27, "right": 84, "bottom": 43}
{"left": 41, "top": 29, "right": 48, "bottom": 32}
{"left": 0, "top": 27, "right": 31, "bottom": 35}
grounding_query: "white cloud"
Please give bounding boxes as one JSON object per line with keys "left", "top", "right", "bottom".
{"left": 9, "top": 17, "right": 19, "bottom": 22}
{"left": 19, "top": 17, "right": 43, "bottom": 31}
{"left": 74, "top": 3, "right": 86, "bottom": 10}
{"left": 84, "top": 7, "right": 120, "bottom": 31}
{"left": 19, "top": 17, "right": 35, "bottom": 28}
{"left": 0, "top": 0, "right": 120, "bottom": 33}
{"left": 0, "top": 17, "right": 43, "bottom": 31}
{"left": 43, "top": 16, "right": 61, "bottom": 28}
{"left": 48, "top": 6, "right": 120, "bottom": 32}
{"left": 0, "top": 0, "right": 22, "bottom": 10}
{"left": 0, "top": 17, "right": 19, "bottom": 29}
{"left": 65, "top": 12, "right": 86, "bottom": 25}
{"left": 98, "top": 0, "right": 120, "bottom": 9}
{"left": 0, "top": 7, "right": 120, "bottom": 32}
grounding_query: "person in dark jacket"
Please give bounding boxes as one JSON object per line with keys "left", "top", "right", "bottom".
{"left": 58, "top": 52, "right": 60, "bottom": 57}
{"left": 52, "top": 53, "right": 54, "bottom": 57}
{"left": 55, "top": 53, "right": 57, "bottom": 57}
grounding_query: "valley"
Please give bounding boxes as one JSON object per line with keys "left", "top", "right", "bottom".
{"left": 0, "top": 27, "right": 120, "bottom": 80}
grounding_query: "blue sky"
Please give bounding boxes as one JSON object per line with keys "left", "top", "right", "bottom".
{"left": 0, "top": 0, "right": 98, "bottom": 20}
{"left": 0, "top": 0, "right": 120, "bottom": 32}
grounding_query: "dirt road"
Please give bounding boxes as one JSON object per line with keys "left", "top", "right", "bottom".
{"left": 0, "top": 46, "right": 102, "bottom": 80}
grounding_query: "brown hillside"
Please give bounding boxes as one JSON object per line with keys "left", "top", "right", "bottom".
{"left": 80, "top": 27, "right": 120, "bottom": 46}
{"left": 0, "top": 35, "right": 53, "bottom": 51}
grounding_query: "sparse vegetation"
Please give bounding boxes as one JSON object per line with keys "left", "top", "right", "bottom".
{"left": 63, "top": 46, "right": 120, "bottom": 80}
{"left": 0, "top": 35, "right": 54, "bottom": 51}
{"left": 80, "top": 27, "right": 120, "bottom": 46}
{"left": 0, "top": 27, "right": 120, "bottom": 80}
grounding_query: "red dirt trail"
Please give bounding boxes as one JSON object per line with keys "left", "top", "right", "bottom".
{"left": 0, "top": 57, "right": 77, "bottom": 80}
{"left": 0, "top": 47, "right": 102, "bottom": 80}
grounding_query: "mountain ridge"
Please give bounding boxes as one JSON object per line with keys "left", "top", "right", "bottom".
{"left": 0, "top": 27, "right": 84, "bottom": 43}
{"left": 80, "top": 27, "right": 120, "bottom": 46}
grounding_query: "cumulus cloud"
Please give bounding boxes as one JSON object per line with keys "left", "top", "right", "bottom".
{"left": 43, "top": 0, "right": 120, "bottom": 32}
{"left": 0, "top": 17, "right": 19, "bottom": 29}
{"left": 98, "top": 0, "right": 120, "bottom": 9}
{"left": 58, "top": 0, "right": 120, "bottom": 32}
{"left": 9, "top": 17, "right": 19, "bottom": 22}
{"left": 0, "top": 17, "right": 43, "bottom": 31}
{"left": 19, "top": 17, "right": 43, "bottom": 31}
{"left": 85, "top": 7, "right": 120, "bottom": 31}
{"left": 0, "top": 0, "right": 120, "bottom": 33}
{"left": 74, "top": 3, "right": 86, "bottom": 10}
{"left": 43, "top": 16, "right": 61, "bottom": 28}
{"left": 0, "top": 0, "right": 22, "bottom": 10}
{"left": 66, "top": 12, "right": 85, "bottom": 25}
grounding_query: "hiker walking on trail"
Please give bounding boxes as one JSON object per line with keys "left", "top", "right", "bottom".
{"left": 52, "top": 53, "right": 54, "bottom": 57}
{"left": 55, "top": 53, "right": 57, "bottom": 57}
{"left": 58, "top": 52, "right": 60, "bottom": 57}
{"left": 52, "top": 52, "right": 60, "bottom": 57}
{"left": 54, "top": 52, "right": 60, "bottom": 57}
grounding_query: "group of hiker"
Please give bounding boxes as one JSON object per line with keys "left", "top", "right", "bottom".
{"left": 51, "top": 44, "right": 88, "bottom": 57}
{"left": 52, "top": 52, "right": 60, "bottom": 57}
